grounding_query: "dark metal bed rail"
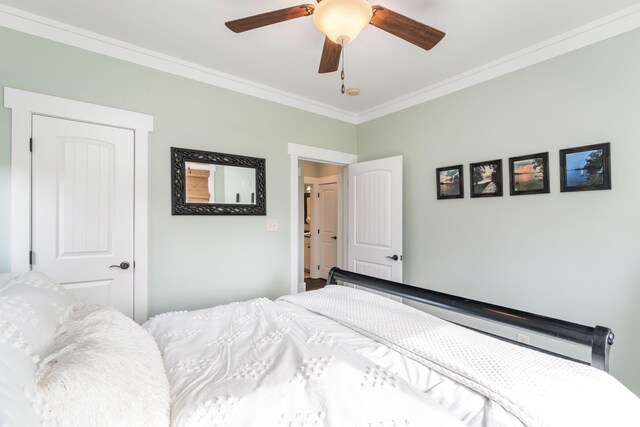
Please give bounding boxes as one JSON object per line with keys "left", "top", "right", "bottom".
{"left": 327, "top": 268, "right": 614, "bottom": 372}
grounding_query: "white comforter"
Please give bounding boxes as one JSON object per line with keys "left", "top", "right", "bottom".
{"left": 280, "top": 286, "right": 640, "bottom": 427}
{"left": 146, "top": 286, "right": 639, "bottom": 426}
{"left": 145, "top": 294, "right": 522, "bottom": 426}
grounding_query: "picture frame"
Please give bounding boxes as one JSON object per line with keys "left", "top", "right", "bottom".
{"left": 470, "top": 159, "right": 503, "bottom": 198}
{"left": 509, "top": 152, "right": 550, "bottom": 196}
{"left": 436, "top": 165, "right": 464, "bottom": 199}
{"left": 559, "top": 143, "right": 611, "bottom": 192}
{"left": 171, "top": 147, "right": 266, "bottom": 215}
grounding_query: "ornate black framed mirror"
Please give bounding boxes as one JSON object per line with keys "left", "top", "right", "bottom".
{"left": 171, "top": 147, "right": 266, "bottom": 215}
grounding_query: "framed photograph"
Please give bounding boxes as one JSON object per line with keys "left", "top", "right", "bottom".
{"left": 509, "top": 152, "right": 550, "bottom": 196}
{"left": 436, "top": 165, "right": 464, "bottom": 199}
{"left": 560, "top": 143, "right": 611, "bottom": 192}
{"left": 470, "top": 159, "right": 503, "bottom": 198}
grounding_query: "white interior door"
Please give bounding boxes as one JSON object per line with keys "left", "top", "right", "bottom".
{"left": 318, "top": 182, "right": 338, "bottom": 279}
{"left": 31, "top": 115, "right": 135, "bottom": 318}
{"left": 347, "top": 156, "right": 403, "bottom": 284}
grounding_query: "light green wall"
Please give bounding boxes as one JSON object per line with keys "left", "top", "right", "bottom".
{"left": 0, "top": 27, "right": 357, "bottom": 313}
{"left": 358, "top": 28, "right": 640, "bottom": 394}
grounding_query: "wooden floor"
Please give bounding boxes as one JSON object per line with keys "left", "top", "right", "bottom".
{"left": 305, "top": 278, "right": 326, "bottom": 291}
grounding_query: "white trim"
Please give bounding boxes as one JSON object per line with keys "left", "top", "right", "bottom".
{"left": 289, "top": 143, "right": 358, "bottom": 165}
{"left": 4, "top": 87, "right": 153, "bottom": 323}
{"left": 0, "top": 5, "right": 357, "bottom": 125}
{"left": 356, "top": 3, "right": 640, "bottom": 123}
{"left": 341, "top": 169, "right": 350, "bottom": 271}
{"left": 4, "top": 88, "right": 153, "bottom": 130}
{"left": 288, "top": 143, "right": 357, "bottom": 295}
{"left": 2, "top": 4, "right": 640, "bottom": 124}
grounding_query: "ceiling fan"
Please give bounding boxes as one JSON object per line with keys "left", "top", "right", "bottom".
{"left": 225, "top": 0, "right": 445, "bottom": 75}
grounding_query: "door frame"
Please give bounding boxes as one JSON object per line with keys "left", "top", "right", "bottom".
{"left": 4, "top": 87, "right": 154, "bottom": 323}
{"left": 288, "top": 143, "right": 357, "bottom": 295}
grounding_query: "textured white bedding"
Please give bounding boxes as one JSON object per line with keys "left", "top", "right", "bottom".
{"left": 38, "top": 305, "right": 170, "bottom": 427}
{"left": 280, "top": 286, "right": 640, "bottom": 427}
{"left": 0, "top": 271, "right": 77, "bottom": 427}
{"left": 146, "top": 294, "right": 525, "bottom": 426}
{"left": 1, "top": 272, "right": 172, "bottom": 427}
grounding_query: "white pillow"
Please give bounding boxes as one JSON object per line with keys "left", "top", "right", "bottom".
{"left": 0, "top": 271, "right": 71, "bottom": 427}
{"left": 0, "top": 271, "right": 76, "bottom": 358}
{"left": 0, "top": 346, "right": 52, "bottom": 427}
{"left": 0, "top": 273, "right": 18, "bottom": 289}
{"left": 37, "top": 305, "right": 171, "bottom": 427}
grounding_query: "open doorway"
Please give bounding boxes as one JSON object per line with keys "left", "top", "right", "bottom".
{"left": 289, "top": 144, "right": 403, "bottom": 297}
{"left": 288, "top": 143, "right": 358, "bottom": 295}
{"left": 301, "top": 160, "right": 343, "bottom": 292}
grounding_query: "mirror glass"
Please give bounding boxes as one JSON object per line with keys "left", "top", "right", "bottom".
{"left": 185, "top": 161, "right": 257, "bottom": 205}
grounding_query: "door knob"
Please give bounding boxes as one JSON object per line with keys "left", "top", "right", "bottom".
{"left": 385, "top": 254, "right": 399, "bottom": 261}
{"left": 331, "top": 236, "right": 337, "bottom": 240}
{"left": 109, "top": 261, "right": 130, "bottom": 270}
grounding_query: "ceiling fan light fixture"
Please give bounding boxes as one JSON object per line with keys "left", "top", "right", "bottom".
{"left": 312, "top": 0, "right": 373, "bottom": 44}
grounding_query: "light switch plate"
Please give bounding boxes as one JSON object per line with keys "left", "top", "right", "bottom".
{"left": 266, "top": 218, "right": 278, "bottom": 232}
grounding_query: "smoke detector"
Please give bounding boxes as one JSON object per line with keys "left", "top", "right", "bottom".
{"left": 346, "top": 87, "right": 360, "bottom": 96}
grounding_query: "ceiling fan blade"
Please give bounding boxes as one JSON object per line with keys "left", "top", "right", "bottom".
{"left": 318, "top": 37, "right": 342, "bottom": 73}
{"left": 370, "top": 6, "right": 445, "bottom": 51}
{"left": 225, "top": 5, "right": 314, "bottom": 33}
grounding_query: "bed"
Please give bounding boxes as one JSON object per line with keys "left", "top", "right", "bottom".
{"left": 1, "top": 270, "right": 638, "bottom": 426}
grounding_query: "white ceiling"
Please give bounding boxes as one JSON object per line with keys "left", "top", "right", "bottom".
{"left": 2, "top": 0, "right": 640, "bottom": 119}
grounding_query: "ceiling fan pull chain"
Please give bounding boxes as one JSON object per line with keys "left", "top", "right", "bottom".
{"left": 340, "top": 40, "right": 346, "bottom": 94}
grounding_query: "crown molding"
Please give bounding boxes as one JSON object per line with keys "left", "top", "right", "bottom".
{"left": 0, "top": 5, "right": 358, "bottom": 124}
{"left": 1, "top": 4, "right": 639, "bottom": 125}
{"left": 355, "top": 3, "right": 640, "bottom": 123}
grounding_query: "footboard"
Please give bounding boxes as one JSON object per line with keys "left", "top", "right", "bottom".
{"left": 327, "top": 268, "right": 614, "bottom": 372}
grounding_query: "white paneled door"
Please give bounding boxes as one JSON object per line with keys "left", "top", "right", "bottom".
{"left": 318, "top": 182, "right": 338, "bottom": 279}
{"left": 347, "top": 156, "right": 403, "bottom": 283}
{"left": 31, "top": 115, "right": 135, "bottom": 317}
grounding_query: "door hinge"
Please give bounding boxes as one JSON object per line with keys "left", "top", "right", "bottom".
{"left": 317, "top": 229, "right": 320, "bottom": 234}
{"left": 317, "top": 265, "right": 320, "bottom": 271}
{"left": 29, "top": 138, "right": 33, "bottom": 152}
{"left": 317, "top": 193, "right": 320, "bottom": 198}
{"left": 29, "top": 250, "right": 34, "bottom": 265}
